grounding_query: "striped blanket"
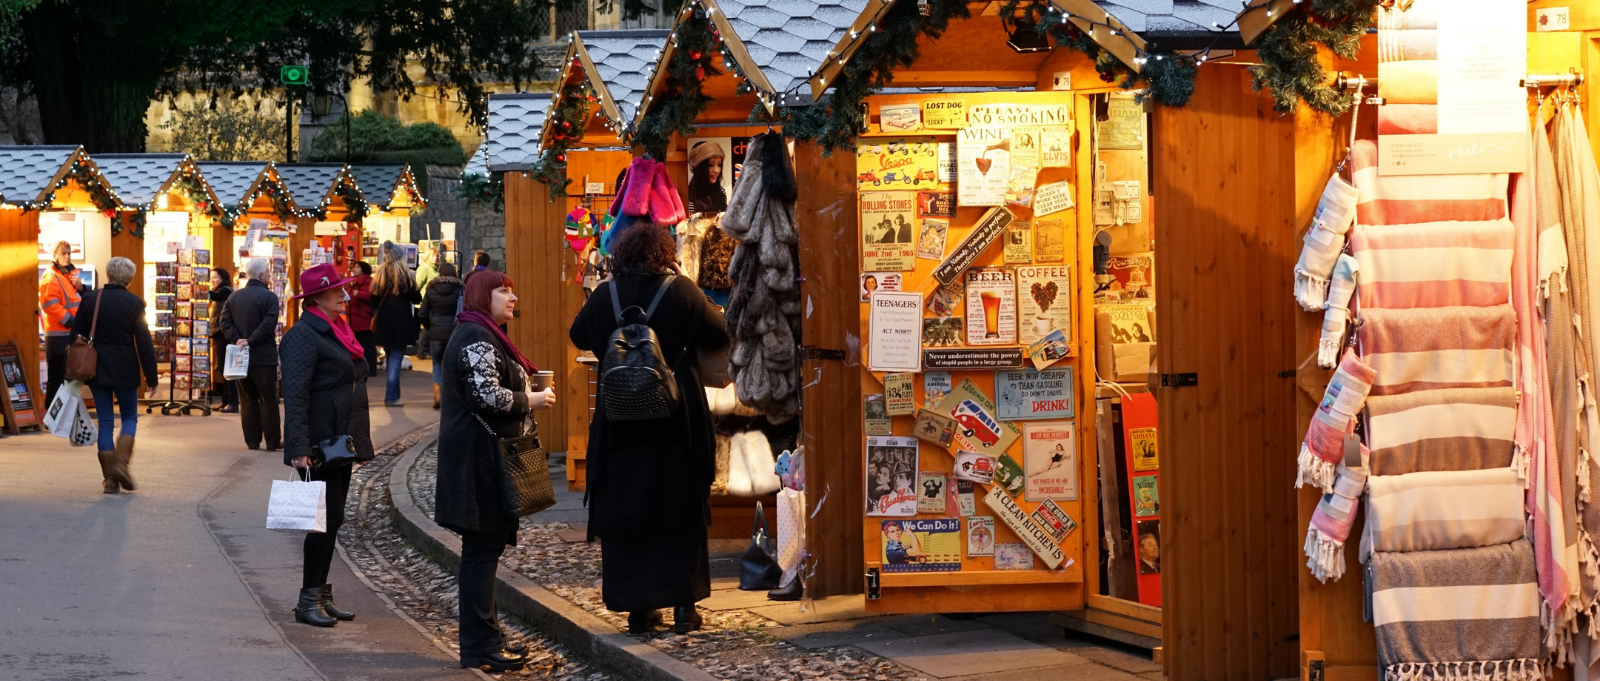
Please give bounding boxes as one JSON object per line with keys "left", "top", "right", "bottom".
{"left": 1349, "top": 220, "right": 1515, "bottom": 309}
{"left": 1352, "top": 141, "right": 1509, "bottom": 226}
{"left": 1366, "top": 388, "right": 1518, "bottom": 476}
{"left": 1365, "top": 467, "right": 1526, "bottom": 555}
{"left": 1369, "top": 539, "right": 1543, "bottom": 681}
{"left": 1356, "top": 306, "right": 1516, "bottom": 396}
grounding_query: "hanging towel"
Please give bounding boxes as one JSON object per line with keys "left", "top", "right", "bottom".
{"left": 1352, "top": 140, "right": 1509, "bottom": 226}
{"left": 1348, "top": 220, "right": 1515, "bottom": 309}
{"left": 1295, "top": 174, "right": 1361, "bottom": 310}
{"left": 1299, "top": 350, "right": 1375, "bottom": 492}
{"left": 1356, "top": 305, "right": 1516, "bottom": 396}
{"left": 1377, "top": 3, "right": 1437, "bottom": 31}
{"left": 1378, "top": 29, "right": 1438, "bottom": 63}
{"left": 1319, "top": 254, "right": 1360, "bottom": 368}
{"left": 1377, "top": 61, "right": 1438, "bottom": 106}
{"left": 1368, "top": 539, "right": 1544, "bottom": 681}
{"left": 1378, "top": 105, "right": 1439, "bottom": 136}
{"left": 1305, "top": 463, "right": 1368, "bottom": 584}
{"left": 1364, "top": 467, "right": 1526, "bottom": 555}
{"left": 1366, "top": 387, "right": 1518, "bottom": 476}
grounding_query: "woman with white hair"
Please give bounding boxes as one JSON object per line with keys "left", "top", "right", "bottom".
{"left": 70, "top": 256, "right": 159, "bottom": 494}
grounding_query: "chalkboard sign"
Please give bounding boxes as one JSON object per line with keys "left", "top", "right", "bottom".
{"left": 0, "top": 341, "right": 39, "bottom": 432}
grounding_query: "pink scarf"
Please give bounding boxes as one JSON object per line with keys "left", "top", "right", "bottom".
{"left": 309, "top": 307, "right": 364, "bottom": 360}
{"left": 457, "top": 310, "right": 537, "bottom": 375}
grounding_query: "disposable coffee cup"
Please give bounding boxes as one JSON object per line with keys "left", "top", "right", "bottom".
{"left": 530, "top": 371, "right": 555, "bottom": 392}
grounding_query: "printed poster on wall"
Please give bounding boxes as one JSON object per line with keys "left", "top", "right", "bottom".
{"left": 922, "top": 99, "right": 967, "bottom": 129}
{"left": 1016, "top": 265, "right": 1073, "bottom": 347}
{"left": 1034, "top": 218, "right": 1067, "bottom": 263}
{"left": 924, "top": 372, "right": 953, "bottom": 404}
{"left": 856, "top": 141, "right": 939, "bottom": 189}
{"left": 967, "top": 516, "right": 995, "bottom": 557}
{"left": 1041, "top": 127, "right": 1072, "bottom": 167}
{"left": 885, "top": 373, "right": 916, "bottom": 415}
{"left": 1010, "top": 127, "right": 1040, "bottom": 168}
{"left": 878, "top": 104, "right": 922, "bottom": 133}
{"left": 866, "top": 436, "right": 919, "bottom": 516}
{"left": 1376, "top": 0, "right": 1527, "bottom": 175}
{"left": 865, "top": 394, "right": 891, "bottom": 436}
{"left": 860, "top": 272, "right": 903, "bottom": 301}
{"left": 1100, "top": 95, "right": 1145, "bottom": 150}
{"left": 967, "top": 103, "right": 1072, "bottom": 128}
{"left": 916, "top": 218, "right": 948, "bottom": 260}
{"left": 685, "top": 137, "right": 746, "bottom": 214}
{"left": 868, "top": 291, "right": 923, "bottom": 373}
{"left": 1023, "top": 421, "right": 1079, "bottom": 501}
{"left": 917, "top": 472, "right": 948, "bottom": 514}
{"left": 964, "top": 268, "right": 1016, "bottom": 347}
{"left": 1004, "top": 221, "right": 1032, "bottom": 264}
{"left": 935, "top": 377, "right": 1021, "bottom": 457}
{"left": 957, "top": 125, "right": 1010, "bottom": 206}
{"left": 996, "top": 367, "right": 1075, "bottom": 422}
{"left": 880, "top": 518, "right": 961, "bottom": 572}
{"left": 1033, "top": 181, "right": 1074, "bottom": 217}
{"left": 861, "top": 191, "right": 917, "bottom": 271}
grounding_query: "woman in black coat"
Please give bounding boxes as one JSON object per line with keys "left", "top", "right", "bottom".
{"left": 418, "top": 262, "right": 462, "bottom": 409}
{"left": 435, "top": 269, "right": 555, "bottom": 673}
{"left": 280, "top": 264, "right": 374, "bottom": 629}
{"left": 70, "top": 257, "right": 159, "bottom": 494}
{"left": 569, "top": 222, "right": 729, "bottom": 635}
{"left": 208, "top": 267, "right": 237, "bottom": 412}
{"left": 371, "top": 246, "right": 422, "bottom": 407}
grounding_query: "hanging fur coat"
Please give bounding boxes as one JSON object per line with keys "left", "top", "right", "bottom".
{"left": 721, "top": 133, "right": 802, "bottom": 423}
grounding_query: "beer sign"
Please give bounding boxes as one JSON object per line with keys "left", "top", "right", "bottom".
{"left": 964, "top": 268, "right": 1015, "bottom": 346}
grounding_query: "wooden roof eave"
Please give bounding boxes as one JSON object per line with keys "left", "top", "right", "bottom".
{"left": 1235, "top": 0, "right": 1296, "bottom": 46}
{"left": 629, "top": 0, "right": 777, "bottom": 135}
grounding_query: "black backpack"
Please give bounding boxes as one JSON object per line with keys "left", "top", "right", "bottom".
{"left": 599, "top": 276, "right": 681, "bottom": 421}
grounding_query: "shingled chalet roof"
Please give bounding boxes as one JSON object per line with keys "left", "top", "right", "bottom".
{"left": 0, "top": 145, "right": 80, "bottom": 206}
{"left": 486, "top": 93, "right": 553, "bottom": 172}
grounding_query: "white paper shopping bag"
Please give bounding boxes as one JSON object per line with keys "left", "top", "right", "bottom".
{"left": 266, "top": 471, "right": 326, "bottom": 533}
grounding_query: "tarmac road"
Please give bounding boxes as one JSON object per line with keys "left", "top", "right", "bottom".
{"left": 0, "top": 369, "right": 464, "bottom": 681}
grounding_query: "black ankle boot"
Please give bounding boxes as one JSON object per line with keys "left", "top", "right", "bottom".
{"left": 294, "top": 587, "right": 337, "bottom": 627}
{"left": 627, "top": 610, "right": 663, "bottom": 634}
{"left": 673, "top": 605, "right": 703, "bottom": 634}
{"left": 767, "top": 579, "right": 804, "bottom": 602}
{"left": 460, "top": 649, "right": 526, "bottom": 672}
{"left": 320, "top": 583, "right": 354, "bottom": 621}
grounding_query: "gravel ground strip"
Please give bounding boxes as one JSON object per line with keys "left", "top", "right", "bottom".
{"left": 342, "top": 428, "right": 618, "bottom": 680}
{"left": 408, "top": 444, "right": 933, "bottom": 681}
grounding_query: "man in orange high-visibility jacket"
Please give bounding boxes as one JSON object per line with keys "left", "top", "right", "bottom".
{"left": 40, "top": 240, "right": 83, "bottom": 408}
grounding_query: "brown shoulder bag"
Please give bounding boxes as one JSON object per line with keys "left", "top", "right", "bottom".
{"left": 63, "top": 288, "right": 101, "bottom": 382}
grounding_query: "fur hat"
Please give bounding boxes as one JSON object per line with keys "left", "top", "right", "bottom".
{"left": 689, "top": 140, "right": 726, "bottom": 171}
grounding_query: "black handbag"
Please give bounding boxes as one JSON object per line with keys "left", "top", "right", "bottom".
{"left": 738, "top": 501, "right": 783, "bottom": 591}
{"left": 310, "top": 435, "right": 363, "bottom": 472}
{"left": 474, "top": 413, "right": 556, "bottom": 518}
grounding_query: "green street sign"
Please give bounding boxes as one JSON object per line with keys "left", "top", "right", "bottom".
{"left": 280, "top": 65, "right": 309, "bottom": 86}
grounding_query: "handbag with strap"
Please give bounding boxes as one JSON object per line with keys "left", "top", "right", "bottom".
{"left": 738, "top": 501, "right": 783, "bottom": 591}
{"left": 63, "top": 287, "right": 101, "bottom": 382}
{"left": 310, "top": 434, "right": 369, "bottom": 472}
{"left": 474, "top": 413, "right": 555, "bottom": 518}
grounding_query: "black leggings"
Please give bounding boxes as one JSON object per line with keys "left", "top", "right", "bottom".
{"left": 302, "top": 465, "right": 352, "bottom": 589}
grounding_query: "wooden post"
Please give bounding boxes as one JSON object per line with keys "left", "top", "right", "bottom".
{"left": 794, "top": 141, "right": 865, "bottom": 597}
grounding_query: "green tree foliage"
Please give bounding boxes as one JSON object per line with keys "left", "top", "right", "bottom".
{"left": 0, "top": 0, "right": 606, "bottom": 152}
{"left": 308, "top": 110, "right": 465, "bottom": 196}
{"left": 161, "top": 98, "right": 283, "bottom": 161}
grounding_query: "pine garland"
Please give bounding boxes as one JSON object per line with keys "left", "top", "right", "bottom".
{"left": 632, "top": 5, "right": 724, "bottom": 160}
{"left": 455, "top": 170, "right": 505, "bottom": 213}
{"left": 530, "top": 78, "right": 592, "bottom": 200}
{"left": 1004, "top": 1, "right": 1195, "bottom": 107}
{"left": 1250, "top": 0, "right": 1378, "bottom": 115}
{"left": 170, "top": 171, "right": 220, "bottom": 220}
{"left": 334, "top": 177, "right": 368, "bottom": 220}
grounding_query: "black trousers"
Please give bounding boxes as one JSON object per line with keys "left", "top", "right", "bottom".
{"left": 354, "top": 330, "right": 378, "bottom": 377}
{"left": 458, "top": 530, "right": 509, "bottom": 655}
{"left": 44, "top": 335, "right": 72, "bottom": 409}
{"left": 301, "top": 465, "right": 351, "bottom": 589}
{"left": 237, "top": 364, "right": 281, "bottom": 448}
{"left": 215, "top": 344, "right": 237, "bottom": 407}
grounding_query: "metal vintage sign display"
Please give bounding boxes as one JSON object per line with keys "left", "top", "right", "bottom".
{"left": 983, "top": 486, "right": 1065, "bottom": 569}
{"left": 995, "top": 367, "right": 1075, "bottom": 421}
{"left": 931, "top": 206, "right": 1014, "bottom": 286}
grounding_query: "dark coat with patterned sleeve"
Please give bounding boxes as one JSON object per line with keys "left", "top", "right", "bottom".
{"left": 433, "top": 320, "right": 532, "bottom": 542}
{"left": 279, "top": 311, "right": 373, "bottom": 467}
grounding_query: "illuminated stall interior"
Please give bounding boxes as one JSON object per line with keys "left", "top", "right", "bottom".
{"left": 351, "top": 163, "right": 425, "bottom": 253}
{"left": 277, "top": 163, "right": 366, "bottom": 289}
{"left": 197, "top": 161, "right": 297, "bottom": 339}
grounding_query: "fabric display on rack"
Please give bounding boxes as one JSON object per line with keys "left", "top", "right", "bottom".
{"left": 1318, "top": 254, "right": 1361, "bottom": 368}
{"left": 1352, "top": 142, "right": 1509, "bottom": 227}
{"left": 1355, "top": 305, "right": 1517, "bottom": 396}
{"left": 1298, "top": 350, "right": 1375, "bottom": 492}
{"left": 1365, "top": 388, "right": 1518, "bottom": 476}
{"left": 1368, "top": 539, "right": 1543, "bottom": 681}
{"left": 1295, "top": 174, "right": 1361, "bottom": 310}
{"left": 1363, "top": 467, "right": 1526, "bottom": 555}
{"left": 1378, "top": 105, "right": 1439, "bottom": 136}
{"left": 677, "top": 215, "right": 716, "bottom": 283}
{"left": 1306, "top": 463, "right": 1368, "bottom": 583}
{"left": 1348, "top": 220, "right": 1516, "bottom": 309}
{"left": 722, "top": 133, "right": 802, "bottom": 423}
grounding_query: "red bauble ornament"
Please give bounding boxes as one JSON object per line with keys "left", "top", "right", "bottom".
{"left": 556, "top": 153, "right": 566, "bottom": 162}
{"left": 695, "top": 66, "right": 705, "bottom": 81}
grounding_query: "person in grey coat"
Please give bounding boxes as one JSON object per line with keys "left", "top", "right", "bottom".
{"left": 280, "top": 264, "right": 374, "bottom": 628}
{"left": 219, "top": 257, "right": 281, "bottom": 450}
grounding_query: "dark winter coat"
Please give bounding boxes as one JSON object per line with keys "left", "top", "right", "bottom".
{"left": 434, "top": 321, "right": 534, "bottom": 541}
{"left": 219, "top": 279, "right": 280, "bottom": 366}
{"left": 371, "top": 279, "right": 422, "bottom": 349}
{"left": 569, "top": 273, "right": 729, "bottom": 538}
{"left": 70, "top": 284, "right": 157, "bottom": 391}
{"left": 279, "top": 310, "right": 373, "bottom": 467}
{"left": 208, "top": 283, "right": 234, "bottom": 342}
{"left": 347, "top": 274, "right": 374, "bottom": 332}
{"left": 419, "top": 276, "right": 463, "bottom": 345}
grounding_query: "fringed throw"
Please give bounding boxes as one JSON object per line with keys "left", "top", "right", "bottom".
{"left": 1356, "top": 305, "right": 1516, "bottom": 397}
{"left": 1306, "top": 463, "right": 1367, "bottom": 583}
{"left": 1364, "top": 467, "right": 1526, "bottom": 555}
{"left": 1365, "top": 388, "right": 1517, "bottom": 476}
{"left": 1319, "top": 254, "right": 1360, "bottom": 368}
{"left": 1296, "top": 173, "right": 1360, "bottom": 311}
{"left": 1299, "top": 350, "right": 1375, "bottom": 492}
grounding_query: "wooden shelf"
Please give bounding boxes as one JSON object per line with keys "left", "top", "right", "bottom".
{"left": 882, "top": 566, "right": 1082, "bottom": 588}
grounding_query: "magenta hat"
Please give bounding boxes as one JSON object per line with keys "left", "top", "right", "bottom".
{"left": 293, "top": 263, "right": 355, "bottom": 299}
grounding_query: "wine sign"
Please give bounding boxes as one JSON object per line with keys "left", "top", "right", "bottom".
{"left": 958, "top": 125, "right": 1010, "bottom": 206}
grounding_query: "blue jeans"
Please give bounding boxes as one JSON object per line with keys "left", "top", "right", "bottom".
{"left": 384, "top": 345, "right": 404, "bottom": 403}
{"left": 89, "top": 385, "right": 138, "bottom": 452}
{"left": 430, "top": 340, "right": 447, "bottom": 385}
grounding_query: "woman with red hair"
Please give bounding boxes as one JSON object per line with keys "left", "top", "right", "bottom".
{"left": 434, "top": 270, "right": 556, "bottom": 673}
